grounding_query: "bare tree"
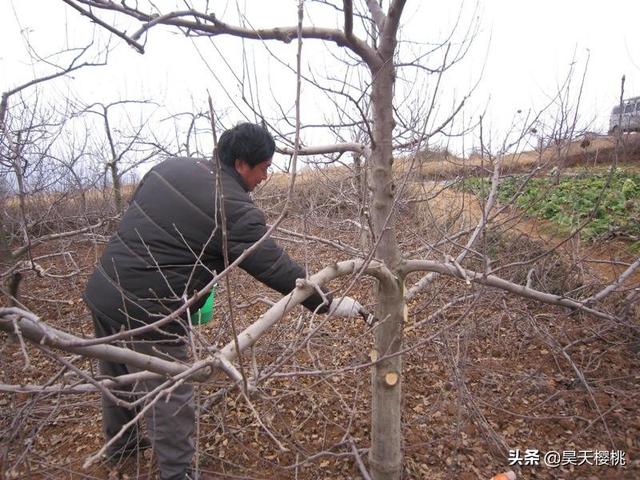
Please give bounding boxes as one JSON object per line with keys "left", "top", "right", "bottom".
{"left": 77, "top": 99, "right": 165, "bottom": 212}
{"left": 2, "top": 2, "right": 638, "bottom": 480}
{"left": 0, "top": 40, "right": 108, "bottom": 303}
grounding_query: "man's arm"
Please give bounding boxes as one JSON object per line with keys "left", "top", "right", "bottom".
{"left": 226, "top": 206, "right": 331, "bottom": 313}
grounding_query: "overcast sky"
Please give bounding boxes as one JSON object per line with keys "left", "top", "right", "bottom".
{"left": 2, "top": 1, "right": 639, "bottom": 159}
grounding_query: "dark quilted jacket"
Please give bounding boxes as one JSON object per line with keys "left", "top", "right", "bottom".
{"left": 83, "top": 157, "right": 329, "bottom": 340}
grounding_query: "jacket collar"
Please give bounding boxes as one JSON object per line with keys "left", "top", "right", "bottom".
{"left": 220, "top": 162, "right": 250, "bottom": 192}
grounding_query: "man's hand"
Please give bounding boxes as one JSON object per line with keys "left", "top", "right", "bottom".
{"left": 328, "top": 296, "right": 363, "bottom": 318}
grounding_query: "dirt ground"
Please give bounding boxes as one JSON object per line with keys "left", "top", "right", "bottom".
{"left": 1, "top": 144, "right": 640, "bottom": 479}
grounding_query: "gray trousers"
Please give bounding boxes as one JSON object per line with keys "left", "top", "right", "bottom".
{"left": 92, "top": 314, "right": 196, "bottom": 480}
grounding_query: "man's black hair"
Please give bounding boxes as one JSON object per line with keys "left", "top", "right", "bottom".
{"left": 217, "top": 122, "right": 275, "bottom": 168}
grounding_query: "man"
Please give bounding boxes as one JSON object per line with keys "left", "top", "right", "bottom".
{"left": 84, "top": 122, "right": 363, "bottom": 480}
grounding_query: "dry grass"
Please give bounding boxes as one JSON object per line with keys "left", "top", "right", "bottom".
{"left": 396, "top": 134, "right": 640, "bottom": 180}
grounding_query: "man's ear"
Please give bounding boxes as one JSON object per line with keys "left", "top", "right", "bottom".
{"left": 234, "top": 158, "right": 248, "bottom": 173}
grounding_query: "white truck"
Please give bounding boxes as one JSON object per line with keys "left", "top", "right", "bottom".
{"left": 609, "top": 96, "right": 640, "bottom": 134}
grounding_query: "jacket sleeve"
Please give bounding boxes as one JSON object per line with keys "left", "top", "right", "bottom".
{"left": 226, "top": 205, "right": 331, "bottom": 313}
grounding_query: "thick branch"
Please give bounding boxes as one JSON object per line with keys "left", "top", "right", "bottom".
{"left": 0, "top": 370, "right": 178, "bottom": 395}
{"left": 586, "top": 255, "right": 640, "bottom": 304}
{"left": 278, "top": 142, "right": 367, "bottom": 156}
{"left": 216, "top": 259, "right": 392, "bottom": 362}
{"left": 365, "top": 0, "right": 386, "bottom": 32}
{"left": 343, "top": 0, "right": 354, "bottom": 38}
{"left": 0, "top": 259, "right": 392, "bottom": 393}
{"left": 66, "top": 1, "right": 382, "bottom": 69}
{"left": 380, "top": 0, "right": 406, "bottom": 52}
{"left": 401, "top": 260, "right": 616, "bottom": 321}
{"left": 0, "top": 308, "right": 190, "bottom": 377}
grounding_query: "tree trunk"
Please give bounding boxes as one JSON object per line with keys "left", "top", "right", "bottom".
{"left": 368, "top": 55, "right": 404, "bottom": 480}
{"left": 103, "top": 108, "right": 123, "bottom": 212}
{"left": 109, "top": 160, "right": 123, "bottom": 212}
{"left": 353, "top": 153, "right": 370, "bottom": 252}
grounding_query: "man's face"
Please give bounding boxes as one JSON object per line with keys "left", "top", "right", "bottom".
{"left": 234, "top": 158, "right": 272, "bottom": 191}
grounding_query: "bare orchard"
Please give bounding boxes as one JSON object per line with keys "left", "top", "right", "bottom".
{"left": 2, "top": 156, "right": 639, "bottom": 478}
{"left": 2, "top": 1, "right": 640, "bottom": 479}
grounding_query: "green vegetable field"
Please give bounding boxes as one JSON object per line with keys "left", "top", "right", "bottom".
{"left": 461, "top": 168, "right": 640, "bottom": 242}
